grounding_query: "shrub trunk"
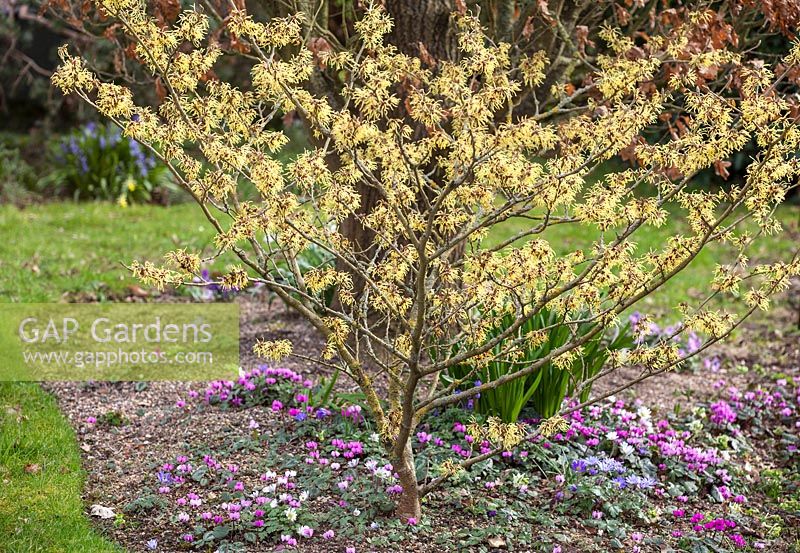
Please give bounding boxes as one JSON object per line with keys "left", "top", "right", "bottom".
{"left": 392, "top": 440, "right": 421, "bottom": 521}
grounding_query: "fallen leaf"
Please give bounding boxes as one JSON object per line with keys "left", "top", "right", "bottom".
{"left": 24, "top": 464, "right": 41, "bottom": 474}
{"left": 127, "top": 285, "right": 150, "bottom": 298}
{"left": 487, "top": 535, "right": 506, "bottom": 548}
{"left": 90, "top": 504, "right": 116, "bottom": 519}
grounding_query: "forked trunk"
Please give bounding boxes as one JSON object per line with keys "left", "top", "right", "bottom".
{"left": 392, "top": 440, "right": 422, "bottom": 521}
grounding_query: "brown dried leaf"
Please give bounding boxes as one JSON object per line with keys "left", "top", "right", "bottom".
{"left": 614, "top": 4, "right": 631, "bottom": 26}
{"left": 128, "top": 285, "right": 150, "bottom": 298}
{"left": 714, "top": 159, "right": 732, "bottom": 180}
{"left": 575, "top": 25, "right": 595, "bottom": 55}
{"left": 537, "top": 0, "right": 555, "bottom": 25}
{"left": 417, "top": 42, "right": 436, "bottom": 68}
{"left": 154, "top": 0, "right": 180, "bottom": 26}
{"left": 521, "top": 16, "right": 534, "bottom": 39}
{"left": 155, "top": 78, "right": 167, "bottom": 102}
{"left": 103, "top": 23, "right": 121, "bottom": 41}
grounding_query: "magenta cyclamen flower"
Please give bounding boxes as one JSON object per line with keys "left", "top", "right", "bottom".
{"left": 728, "top": 534, "right": 747, "bottom": 548}
{"left": 709, "top": 400, "right": 737, "bottom": 425}
{"left": 406, "top": 517, "right": 417, "bottom": 526}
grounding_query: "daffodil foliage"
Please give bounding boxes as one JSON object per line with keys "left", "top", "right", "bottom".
{"left": 54, "top": 1, "right": 800, "bottom": 518}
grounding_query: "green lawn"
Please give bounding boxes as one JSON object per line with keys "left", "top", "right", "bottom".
{"left": 487, "top": 204, "right": 799, "bottom": 316}
{"left": 0, "top": 202, "right": 237, "bottom": 302}
{"left": 0, "top": 382, "right": 122, "bottom": 552}
{"left": 0, "top": 202, "right": 237, "bottom": 552}
{"left": 2, "top": 200, "right": 796, "bottom": 310}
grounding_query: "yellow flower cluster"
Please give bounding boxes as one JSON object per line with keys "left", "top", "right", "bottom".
{"left": 253, "top": 339, "right": 293, "bottom": 361}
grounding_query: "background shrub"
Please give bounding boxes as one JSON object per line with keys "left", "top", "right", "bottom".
{"left": 44, "top": 122, "right": 172, "bottom": 205}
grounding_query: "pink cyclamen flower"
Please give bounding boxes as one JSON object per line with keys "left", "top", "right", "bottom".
{"left": 709, "top": 400, "right": 737, "bottom": 425}
{"left": 728, "top": 534, "right": 746, "bottom": 548}
{"left": 323, "top": 530, "right": 335, "bottom": 539}
{"left": 85, "top": 416, "right": 97, "bottom": 424}
{"left": 407, "top": 517, "right": 417, "bottom": 526}
{"left": 298, "top": 525, "right": 314, "bottom": 538}
{"left": 346, "top": 548, "right": 356, "bottom": 553}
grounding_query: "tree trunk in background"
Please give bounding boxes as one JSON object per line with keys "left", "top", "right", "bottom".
{"left": 337, "top": 0, "right": 457, "bottom": 295}
{"left": 385, "top": 0, "right": 457, "bottom": 60}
